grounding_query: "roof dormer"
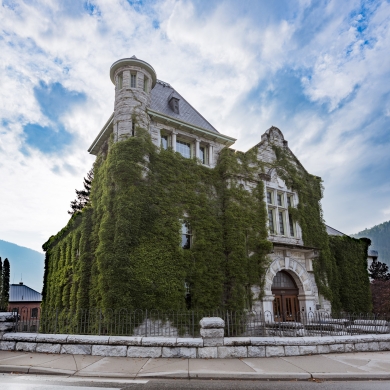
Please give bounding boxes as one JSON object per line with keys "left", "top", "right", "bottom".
{"left": 169, "top": 94, "right": 180, "bottom": 114}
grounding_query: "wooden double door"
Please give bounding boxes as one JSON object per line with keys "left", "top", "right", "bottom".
{"left": 272, "top": 291, "right": 299, "bottom": 322}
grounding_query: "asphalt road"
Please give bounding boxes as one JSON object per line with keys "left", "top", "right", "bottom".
{"left": 1, "top": 375, "right": 390, "bottom": 390}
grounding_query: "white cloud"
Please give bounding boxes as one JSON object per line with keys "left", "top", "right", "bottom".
{"left": 0, "top": 0, "right": 390, "bottom": 252}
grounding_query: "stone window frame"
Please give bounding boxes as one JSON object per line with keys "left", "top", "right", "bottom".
{"left": 143, "top": 75, "right": 149, "bottom": 92}
{"left": 159, "top": 129, "right": 213, "bottom": 167}
{"left": 181, "top": 219, "right": 192, "bottom": 249}
{"left": 199, "top": 142, "right": 209, "bottom": 165}
{"left": 160, "top": 131, "right": 171, "bottom": 150}
{"left": 117, "top": 72, "right": 123, "bottom": 89}
{"left": 266, "top": 188, "right": 297, "bottom": 238}
{"left": 130, "top": 72, "right": 137, "bottom": 88}
{"left": 268, "top": 208, "right": 276, "bottom": 234}
{"left": 176, "top": 138, "right": 193, "bottom": 159}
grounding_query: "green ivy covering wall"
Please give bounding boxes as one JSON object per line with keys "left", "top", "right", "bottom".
{"left": 329, "top": 236, "right": 372, "bottom": 313}
{"left": 42, "top": 130, "right": 271, "bottom": 312}
{"left": 42, "top": 130, "right": 371, "bottom": 313}
{"left": 270, "top": 143, "right": 371, "bottom": 312}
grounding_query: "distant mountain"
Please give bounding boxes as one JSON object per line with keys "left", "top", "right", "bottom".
{"left": 0, "top": 240, "right": 44, "bottom": 293}
{"left": 352, "top": 220, "right": 390, "bottom": 267}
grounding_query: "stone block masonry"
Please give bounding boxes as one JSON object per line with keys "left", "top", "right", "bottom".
{"left": 1, "top": 314, "right": 390, "bottom": 358}
{"left": 1, "top": 332, "right": 390, "bottom": 358}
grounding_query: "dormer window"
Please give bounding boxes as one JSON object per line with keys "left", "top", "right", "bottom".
{"left": 169, "top": 96, "right": 180, "bottom": 114}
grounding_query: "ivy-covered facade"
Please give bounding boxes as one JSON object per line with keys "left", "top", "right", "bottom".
{"left": 42, "top": 57, "right": 372, "bottom": 315}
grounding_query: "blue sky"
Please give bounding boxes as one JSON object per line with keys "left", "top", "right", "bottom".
{"left": 0, "top": 0, "right": 390, "bottom": 253}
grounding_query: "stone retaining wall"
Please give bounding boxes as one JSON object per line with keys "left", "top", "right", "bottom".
{"left": 1, "top": 314, "right": 389, "bottom": 358}
{"left": 1, "top": 332, "right": 389, "bottom": 359}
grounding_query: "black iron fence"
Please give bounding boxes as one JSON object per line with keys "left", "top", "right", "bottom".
{"left": 8, "top": 307, "right": 390, "bottom": 338}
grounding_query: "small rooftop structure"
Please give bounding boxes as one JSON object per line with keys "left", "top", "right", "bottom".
{"left": 368, "top": 249, "right": 378, "bottom": 259}
{"left": 9, "top": 282, "right": 42, "bottom": 302}
{"left": 325, "top": 225, "right": 346, "bottom": 236}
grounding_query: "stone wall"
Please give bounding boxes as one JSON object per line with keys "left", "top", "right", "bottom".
{"left": 1, "top": 316, "right": 389, "bottom": 359}
{"left": 1, "top": 332, "right": 389, "bottom": 359}
{"left": 0, "top": 312, "right": 16, "bottom": 337}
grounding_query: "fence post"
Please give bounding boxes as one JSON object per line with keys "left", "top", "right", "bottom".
{"left": 98, "top": 309, "right": 102, "bottom": 336}
{"left": 226, "top": 311, "right": 229, "bottom": 337}
{"left": 145, "top": 309, "right": 148, "bottom": 337}
{"left": 54, "top": 308, "right": 58, "bottom": 334}
{"left": 192, "top": 311, "right": 194, "bottom": 337}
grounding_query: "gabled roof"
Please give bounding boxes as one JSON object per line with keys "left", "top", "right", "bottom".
{"left": 150, "top": 80, "right": 219, "bottom": 133}
{"left": 9, "top": 283, "right": 42, "bottom": 302}
{"left": 88, "top": 81, "right": 235, "bottom": 155}
{"left": 326, "top": 225, "right": 347, "bottom": 236}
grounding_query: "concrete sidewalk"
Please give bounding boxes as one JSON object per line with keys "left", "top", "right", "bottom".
{"left": 0, "top": 350, "right": 390, "bottom": 381}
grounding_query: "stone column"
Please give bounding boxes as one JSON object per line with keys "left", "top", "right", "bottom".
{"left": 195, "top": 139, "right": 200, "bottom": 159}
{"left": 208, "top": 145, "right": 213, "bottom": 166}
{"left": 199, "top": 317, "right": 224, "bottom": 347}
{"left": 172, "top": 132, "right": 177, "bottom": 152}
{"left": 262, "top": 295, "right": 275, "bottom": 321}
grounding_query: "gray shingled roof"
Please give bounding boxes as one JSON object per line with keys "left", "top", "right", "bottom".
{"left": 368, "top": 249, "right": 378, "bottom": 257}
{"left": 325, "top": 225, "right": 346, "bottom": 236}
{"left": 9, "top": 283, "right": 42, "bottom": 302}
{"left": 150, "top": 80, "right": 219, "bottom": 133}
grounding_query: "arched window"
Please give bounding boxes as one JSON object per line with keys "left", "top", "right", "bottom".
{"left": 272, "top": 271, "right": 297, "bottom": 289}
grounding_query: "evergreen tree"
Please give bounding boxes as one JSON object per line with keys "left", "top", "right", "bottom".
{"left": 369, "top": 258, "right": 390, "bottom": 281}
{"left": 1, "top": 258, "right": 10, "bottom": 308}
{"left": 68, "top": 168, "right": 94, "bottom": 215}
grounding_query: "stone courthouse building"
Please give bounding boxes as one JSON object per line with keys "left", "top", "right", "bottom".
{"left": 43, "top": 56, "right": 371, "bottom": 317}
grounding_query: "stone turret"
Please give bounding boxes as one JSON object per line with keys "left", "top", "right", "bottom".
{"left": 110, "top": 56, "right": 157, "bottom": 141}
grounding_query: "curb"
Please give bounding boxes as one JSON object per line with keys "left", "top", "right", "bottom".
{"left": 2, "top": 366, "right": 390, "bottom": 381}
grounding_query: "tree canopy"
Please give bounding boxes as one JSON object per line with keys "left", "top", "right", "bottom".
{"left": 68, "top": 168, "right": 94, "bottom": 215}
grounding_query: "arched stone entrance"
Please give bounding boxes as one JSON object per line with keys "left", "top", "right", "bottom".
{"left": 272, "top": 271, "right": 299, "bottom": 321}
{"left": 260, "top": 256, "right": 317, "bottom": 317}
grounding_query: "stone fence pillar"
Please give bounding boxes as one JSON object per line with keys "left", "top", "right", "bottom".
{"left": 200, "top": 317, "right": 225, "bottom": 346}
{"left": 0, "top": 313, "right": 16, "bottom": 337}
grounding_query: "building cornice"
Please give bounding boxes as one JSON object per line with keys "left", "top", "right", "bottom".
{"left": 110, "top": 58, "right": 157, "bottom": 87}
{"left": 147, "top": 109, "right": 236, "bottom": 146}
{"left": 88, "top": 113, "right": 114, "bottom": 155}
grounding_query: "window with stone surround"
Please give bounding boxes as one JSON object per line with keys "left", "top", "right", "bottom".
{"left": 176, "top": 139, "right": 192, "bottom": 159}
{"left": 181, "top": 221, "right": 192, "bottom": 249}
{"left": 117, "top": 73, "right": 123, "bottom": 89}
{"left": 279, "top": 211, "right": 285, "bottom": 235}
{"left": 277, "top": 193, "right": 284, "bottom": 207}
{"left": 143, "top": 77, "right": 149, "bottom": 92}
{"left": 161, "top": 134, "right": 169, "bottom": 149}
{"left": 268, "top": 209, "right": 275, "bottom": 234}
{"left": 131, "top": 73, "right": 137, "bottom": 88}
{"left": 199, "top": 146, "right": 208, "bottom": 165}
{"left": 267, "top": 190, "right": 273, "bottom": 205}
{"left": 289, "top": 214, "right": 295, "bottom": 236}
{"left": 266, "top": 188, "right": 296, "bottom": 237}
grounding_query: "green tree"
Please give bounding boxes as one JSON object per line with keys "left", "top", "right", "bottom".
{"left": 369, "top": 259, "right": 390, "bottom": 281}
{"left": 68, "top": 168, "right": 94, "bottom": 215}
{"left": 2, "top": 258, "right": 10, "bottom": 308}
